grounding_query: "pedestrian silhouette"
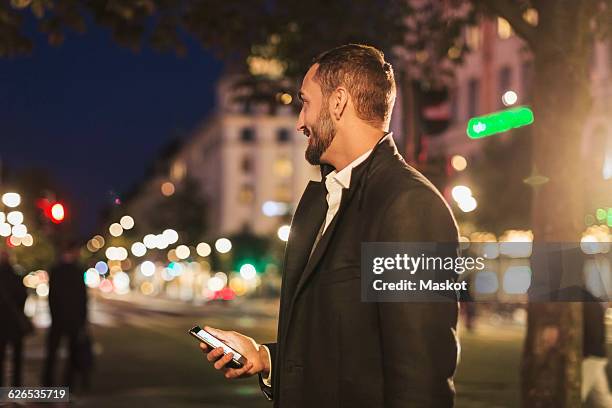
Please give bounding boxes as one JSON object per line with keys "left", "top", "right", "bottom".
{"left": 42, "top": 241, "right": 90, "bottom": 390}
{"left": 0, "top": 249, "right": 29, "bottom": 387}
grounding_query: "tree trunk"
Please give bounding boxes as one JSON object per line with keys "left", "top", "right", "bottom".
{"left": 522, "top": 2, "right": 595, "bottom": 407}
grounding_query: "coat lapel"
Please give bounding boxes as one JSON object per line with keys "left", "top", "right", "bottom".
{"left": 281, "top": 180, "right": 327, "bottom": 303}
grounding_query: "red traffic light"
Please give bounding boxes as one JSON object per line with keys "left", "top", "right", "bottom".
{"left": 37, "top": 199, "right": 67, "bottom": 224}
{"left": 49, "top": 203, "right": 65, "bottom": 223}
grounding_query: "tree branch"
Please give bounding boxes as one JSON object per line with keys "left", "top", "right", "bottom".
{"left": 474, "top": 0, "right": 537, "bottom": 47}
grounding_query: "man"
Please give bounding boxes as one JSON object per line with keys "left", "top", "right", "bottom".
{"left": 42, "top": 241, "right": 89, "bottom": 388}
{"left": 201, "top": 44, "right": 460, "bottom": 407}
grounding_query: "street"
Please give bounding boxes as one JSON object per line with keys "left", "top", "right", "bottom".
{"left": 8, "top": 296, "right": 611, "bottom": 408}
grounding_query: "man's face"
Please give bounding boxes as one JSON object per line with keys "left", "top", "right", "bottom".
{"left": 296, "top": 64, "right": 336, "bottom": 165}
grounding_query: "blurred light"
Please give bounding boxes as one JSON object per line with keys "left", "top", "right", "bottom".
{"left": 163, "top": 229, "right": 179, "bottom": 245}
{"left": 474, "top": 271, "right": 499, "bottom": 294}
{"left": 167, "top": 249, "right": 179, "bottom": 262}
{"left": 499, "top": 230, "right": 533, "bottom": 258}
{"left": 522, "top": 8, "right": 539, "bottom": 26}
{"left": 458, "top": 196, "right": 477, "bottom": 213}
{"left": 87, "top": 240, "right": 97, "bottom": 253}
{"left": 21, "top": 234, "right": 33, "bottom": 247}
{"left": 85, "top": 268, "right": 101, "bottom": 288}
{"left": 155, "top": 234, "right": 169, "bottom": 250}
{"left": 279, "top": 93, "right": 292, "bottom": 105}
{"left": 0, "top": 223, "right": 10, "bottom": 237}
{"left": 11, "top": 224, "right": 27, "bottom": 238}
{"left": 109, "top": 223, "right": 123, "bottom": 237}
{"left": 277, "top": 225, "right": 290, "bottom": 242}
{"left": 196, "top": 242, "right": 211, "bottom": 257}
{"left": 176, "top": 245, "right": 190, "bottom": 260}
{"left": 240, "top": 263, "right": 257, "bottom": 280}
{"left": 451, "top": 186, "right": 472, "bottom": 202}
{"left": 497, "top": 17, "right": 512, "bottom": 39}
{"left": 9, "top": 235, "right": 21, "bottom": 246}
{"left": 596, "top": 208, "right": 607, "bottom": 221}
{"left": 450, "top": 155, "right": 467, "bottom": 171}
{"left": 581, "top": 225, "right": 611, "bottom": 254}
{"left": 229, "top": 277, "right": 248, "bottom": 296}
{"left": 585, "top": 214, "right": 596, "bottom": 226}
{"left": 93, "top": 235, "right": 105, "bottom": 248}
{"left": 140, "top": 282, "right": 154, "bottom": 295}
{"left": 262, "top": 201, "right": 289, "bottom": 217}
{"left": 95, "top": 261, "right": 109, "bottom": 275}
{"left": 161, "top": 268, "right": 173, "bottom": 281}
{"left": 168, "top": 262, "right": 183, "bottom": 277}
{"left": 120, "top": 215, "right": 134, "bottom": 230}
{"left": 2, "top": 193, "right": 21, "bottom": 208}
{"left": 161, "top": 182, "right": 175, "bottom": 197}
{"left": 6, "top": 211, "right": 23, "bottom": 226}
{"left": 143, "top": 234, "right": 157, "bottom": 249}
{"left": 99, "top": 279, "right": 113, "bottom": 293}
{"left": 467, "top": 106, "right": 534, "bottom": 139}
{"left": 207, "top": 276, "right": 225, "bottom": 291}
{"left": 113, "top": 271, "right": 130, "bottom": 294}
{"left": 36, "top": 282, "right": 49, "bottom": 297}
{"left": 106, "top": 247, "right": 127, "bottom": 261}
{"left": 503, "top": 266, "right": 531, "bottom": 294}
{"left": 0, "top": 212, "right": 4, "bottom": 223}
{"left": 50, "top": 203, "right": 65, "bottom": 223}
{"left": 215, "top": 238, "right": 232, "bottom": 253}
{"left": 502, "top": 90, "right": 518, "bottom": 106}
{"left": 117, "top": 247, "right": 128, "bottom": 261}
{"left": 140, "top": 261, "right": 156, "bottom": 277}
{"left": 131, "top": 242, "right": 147, "bottom": 257}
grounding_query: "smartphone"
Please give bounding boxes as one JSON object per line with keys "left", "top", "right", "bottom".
{"left": 189, "top": 325, "right": 246, "bottom": 369}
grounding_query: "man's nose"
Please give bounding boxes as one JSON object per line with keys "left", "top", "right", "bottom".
{"left": 296, "top": 110, "right": 305, "bottom": 132}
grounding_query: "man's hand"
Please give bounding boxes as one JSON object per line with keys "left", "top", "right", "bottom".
{"left": 199, "top": 326, "right": 270, "bottom": 380}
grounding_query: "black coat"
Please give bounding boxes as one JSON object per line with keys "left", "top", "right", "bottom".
{"left": 0, "top": 261, "right": 27, "bottom": 340}
{"left": 260, "top": 134, "right": 460, "bottom": 407}
{"left": 48, "top": 261, "right": 88, "bottom": 330}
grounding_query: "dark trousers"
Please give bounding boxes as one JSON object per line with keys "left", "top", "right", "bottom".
{"left": 0, "top": 337, "right": 24, "bottom": 387}
{"left": 42, "top": 325, "right": 80, "bottom": 387}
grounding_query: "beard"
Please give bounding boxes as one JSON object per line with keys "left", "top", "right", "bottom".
{"left": 304, "top": 106, "right": 336, "bottom": 165}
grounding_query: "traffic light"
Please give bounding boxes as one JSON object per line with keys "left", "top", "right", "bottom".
{"left": 467, "top": 106, "right": 534, "bottom": 139}
{"left": 37, "top": 199, "right": 66, "bottom": 224}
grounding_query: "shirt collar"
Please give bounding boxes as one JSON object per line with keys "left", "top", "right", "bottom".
{"left": 326, "top": 148, "right": 374, "bottom": 190}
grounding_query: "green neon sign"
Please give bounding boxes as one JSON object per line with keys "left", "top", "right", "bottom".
{"left": 467, "top": 106, "right": 534, "bottom": 139}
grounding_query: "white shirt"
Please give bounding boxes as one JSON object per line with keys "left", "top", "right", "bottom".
{"left": 262, "top": 148, "right": 374, "bottom": 386}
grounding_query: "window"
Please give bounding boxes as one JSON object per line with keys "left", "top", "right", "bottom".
{"left": 238, "top": 184, "right": 255, "bottom": 204}
{"left": 240, "top": 127, "right": 256, "bottom": 143}
{"left": 241, "top": 155, "right": 253, "bottom": 174}
{"left": 466, "top": 26, "right": 481, "bottom": 51}
{"left": 273, "top": 157, "right": 293, "bottom": 178}
{"left": 467, "top": 78, "right": 480, "bottom": 118}
{"left": 277, "top": 128, "right": 291, "bottom": 143}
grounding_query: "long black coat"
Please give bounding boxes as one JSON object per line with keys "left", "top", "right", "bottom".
{"left": 259, "top": 134, "right": 460, "bottom": 407}
{"left": 48, "top": 261, "right": 88, "bottom": 331}
{"left": 0, "top": 261, "right": 27, "bottom": 340}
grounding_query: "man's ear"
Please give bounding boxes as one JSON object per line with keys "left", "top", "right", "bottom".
{"left": 329, "top": 87, "right": 349, "bottom": 121}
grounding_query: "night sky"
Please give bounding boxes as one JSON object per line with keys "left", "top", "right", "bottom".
{"left": 0, "top": 26, "right": 223, "bottom": 236}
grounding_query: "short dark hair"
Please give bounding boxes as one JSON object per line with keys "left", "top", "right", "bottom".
{"left": 312, "top": 44, "right": 396, "bottom": 128}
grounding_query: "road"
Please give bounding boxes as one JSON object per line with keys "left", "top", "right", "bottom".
{"left": 9, "top": 295, "right": 611, "bottom": 407}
